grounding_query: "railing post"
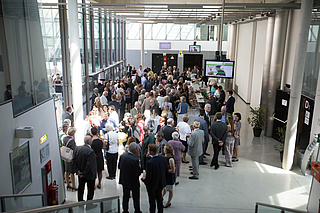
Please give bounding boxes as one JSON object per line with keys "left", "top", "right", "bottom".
{"left": 100, "top": 201, "right": 103, "bottom": 213}
{"left": 255, "top": 203, "right": 258, "bottom": 213}
{"left": 1, "top": 197, "right": 6, "bottom": 212}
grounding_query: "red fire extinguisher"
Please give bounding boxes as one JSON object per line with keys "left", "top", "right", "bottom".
{"left": 50, "top": 180, "right": 59, "bottom": 205}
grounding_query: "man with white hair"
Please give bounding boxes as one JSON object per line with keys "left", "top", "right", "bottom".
{"left": 149, "top": 98, "right": 160, "bottom": 116}
{"left": 132, "top": 85, "right": 139, "bottom": 106}
{"left": 118, "top": 142, "right": 142, "bottom": 213}
{"left": 130, "top": 101, "right": 141, "bottom": 118}
{"left": 141, "top": 92, "right": 151, "bottom": 112}
{"left": 187, "top": 121, "right": 204, "bottom": 180}
{"left": 162, "top": 118, "right": 177, "bottom": 142}
{"left": 73, "top": 136, "right": 97, "bottom": 201}
{"left": 100, "top": 91, "right": 108, "bottom": 106}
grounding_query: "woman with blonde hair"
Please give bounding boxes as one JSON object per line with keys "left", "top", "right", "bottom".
{"left": 162, "top": 144, "right": 175, "bottom": 208}
{"left": 94, "top": 97, "right": 103, "bottom": 114}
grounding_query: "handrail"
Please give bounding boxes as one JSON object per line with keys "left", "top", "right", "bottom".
{"left": 7, "top": 196, "right": 120, "bottom": 213}
{"left": 255, "top": 202, "right": 307, "bottom": 213}
{"left": 89, "top": 60, "right": 124, "bottom": 77}
{"left": 0, "top": 193, "right": 44, "bottom": 198}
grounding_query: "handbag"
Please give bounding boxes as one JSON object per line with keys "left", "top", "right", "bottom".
{"left": 177, "top": 103, "right": 182, "bottom": 114}
{"left": 60, "top": 138, "right": 73, "bottom": 162}
{"left": 105, "top": 133, "right": 110, "bottom": 151}
{"left": 234, "top": 129, "right": 240, "bottom": 139}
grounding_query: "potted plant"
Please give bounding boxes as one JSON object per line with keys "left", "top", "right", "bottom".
{"left": 247, "top": 106, "right": 265, "bottom": 137}
{"left": 273, "top": 126, "right": 286, "bottom": 162}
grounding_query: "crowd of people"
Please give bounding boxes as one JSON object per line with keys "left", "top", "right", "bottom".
{"left": 59, "top": 63, "right": 242, "bottom": 213}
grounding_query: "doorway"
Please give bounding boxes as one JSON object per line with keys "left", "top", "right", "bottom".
{"left": 152, "top": 54, "right": 163, "bottom": 73}
{"left": 183, "top": 54, "right": 203, "bottom": 71}
{"left": 152, "top": 54, "right": 178, "bottom": 73}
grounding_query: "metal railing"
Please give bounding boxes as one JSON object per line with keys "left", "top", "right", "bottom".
{"left": 255, "top": 202, "right": 307, "bottom": 213}
{"left": 0, "top": 193, "right": 45, "bottom": 212}
{"left": 7, "top": 196, "right": 120, "bottom": 213}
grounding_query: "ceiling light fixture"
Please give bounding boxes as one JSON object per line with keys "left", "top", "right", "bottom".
{"left": 116, "top": 13, "right": 140, "bottom": 16}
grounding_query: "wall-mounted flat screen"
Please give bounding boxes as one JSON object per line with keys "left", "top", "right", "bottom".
{"left": 159, "top": 42, "right": 171, "bottom": 49}
{"left": 204, "top": 60, "right": 235, "bottom": 79}
{"left": 189, "top": 45, "right": 201, "bottom": 53}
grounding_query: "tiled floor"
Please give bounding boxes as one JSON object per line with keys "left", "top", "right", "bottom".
{"left": 65, "top": 92, "right": 312, "bottom": 212}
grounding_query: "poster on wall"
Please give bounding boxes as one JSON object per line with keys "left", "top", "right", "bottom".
{"left": 10, "top": 141, "right": 32, "bottom": 194}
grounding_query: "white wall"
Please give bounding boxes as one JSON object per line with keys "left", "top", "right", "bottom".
{"left": 235, "top": 22, "right": 255, "bottom": 103}
{"left": 0, "top": 100, "right": 65, "bottom": 204}
{"left": 250, "top": 20, "right": 268, "bottom": 108}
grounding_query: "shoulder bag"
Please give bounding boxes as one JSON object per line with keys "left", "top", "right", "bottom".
{"left": 60, "top": 138, "right": 73, "bottom": 162}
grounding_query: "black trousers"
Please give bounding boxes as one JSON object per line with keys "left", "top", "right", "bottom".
{"left": 78, "top": 177, "right": 95, "bottom": 202}
{"left": 146, "top": 187, "right": 163, "bottom": 213}
{"left": 211, "top": 143, "right": 222, "bottom": 167}
{"left": 122, "top": 186, "right": 141, "bottom": 213}
{"left": 106, "top": 152, "right": 118, "bottom": 178}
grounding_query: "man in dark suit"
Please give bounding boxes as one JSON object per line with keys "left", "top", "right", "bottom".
{"left": 218, "top": 86, "right": 225, "bottom": 111}
{"left": 162, "top": 118, "right": 176, "bottom": 142}
{"left": 149, "top": 99, "right": 160, "bottom": 116}
{"left": 194, "top": 110, "right": 209, "bottom": 165}
{"left": 119, "top": 143, "right": 142, "bottom": 213}
{"left": 91, "top": 88, "right": 99, "bottom": 109}
{"left": 225, "top": 90, "right": 235, "bottom": 114}
{"left": 127, "top": 63, "right": 132, "bottom": 76}
{"left": 62, "top": 106, "right": 74, "bottom": 126}
{"left": 210, "top": 113, "right": 228, "bottom": 170}
{"left": 73, "top": 136, "right": 97, "bottom": 201}
{"left": 142, "top": 144, "right": 168, "bottom": 213}
{"left": 207, "top": 95, "right": 218, "bottom": 117}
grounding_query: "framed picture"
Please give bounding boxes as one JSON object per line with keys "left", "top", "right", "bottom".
{"left": 10, "top": 141, "right": 32, "bottom": 194}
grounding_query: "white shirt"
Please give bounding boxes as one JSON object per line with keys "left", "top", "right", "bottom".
{"left": 141, "top": 76, "right": 147, "bottom": 87}
{"left": 157, "top": 97, "right": 165, "bottom": 109}
{"left": 115, "top": 87, "right": 124, "bottom": 94}
{"left": 110, "top": 111, "right": 119, "bottom": 126}
{"left": 137, "top": 69, "right": 144, "bottom": 76}
{"left": 105, "top": 131, "right": 118, "bottom": 154}
{"left": 214, "top": 90, "right": 220, "bottom": 99}
{"left": 100, "top": 95, "right": 108, "bottom": 106}
{"left": 177, "top": 121, "right": 191, "bottom": 141}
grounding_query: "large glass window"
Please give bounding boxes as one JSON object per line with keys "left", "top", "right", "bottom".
{"left": 94, "top": 15, "right": 100, "bottom": 69}
{"left": 145, "top": 24, "right": 152, "bottom": 39}
{"left": 127, "top": 23, "right": 195, "bottom": 40}
{"left": 127, "top": 23, "right": 140, "bottom": 39}
{"left": 86, "top": 14, "right": 92, "bottom": 73}
{"left": 1, "top": 0, "right": 50, "bottom": 115}
{"left": 302, "top": 24, "right": 320, "bottom": 99}
{"left": 153, "top": 23, "right": 166, "bottom": 40}
{"left": 102, "top": 18, "right": 106, "bottom": 67}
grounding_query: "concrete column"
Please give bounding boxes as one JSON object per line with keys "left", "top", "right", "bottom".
{"left": 307, "top": 64, "right": 320, "bottom": 213}
{"left": 282, "top": 0, "right": 313, "bottom": 170}
{"left": 124, "top": 21, "right": 127, "bottom": 65}
{"left": 141, "top": 23, "right": 145, "bottom": 68}
{"left": 225, "top": 24, "right": 237, "bottom": 91}
{"left": 67, "top": 0, "right": 84, "bottom": 143}
{"left": 260, "top": 16, "right": 275, "bottom": 118}
{"left": 265, "top": 10, "right": 289, "bottom": 137}
{"left": 280, "top": 10, "right": 293, "bottom": 90}
{"left": 58, "top": 0, "right": 71, "bottom": 107}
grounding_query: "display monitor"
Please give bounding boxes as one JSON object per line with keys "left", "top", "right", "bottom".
{"left": 189, "top": 45, "right": 201, "bottom": 53}
{"left": 204, "top": 60, "right": 235, "bottom": 79}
